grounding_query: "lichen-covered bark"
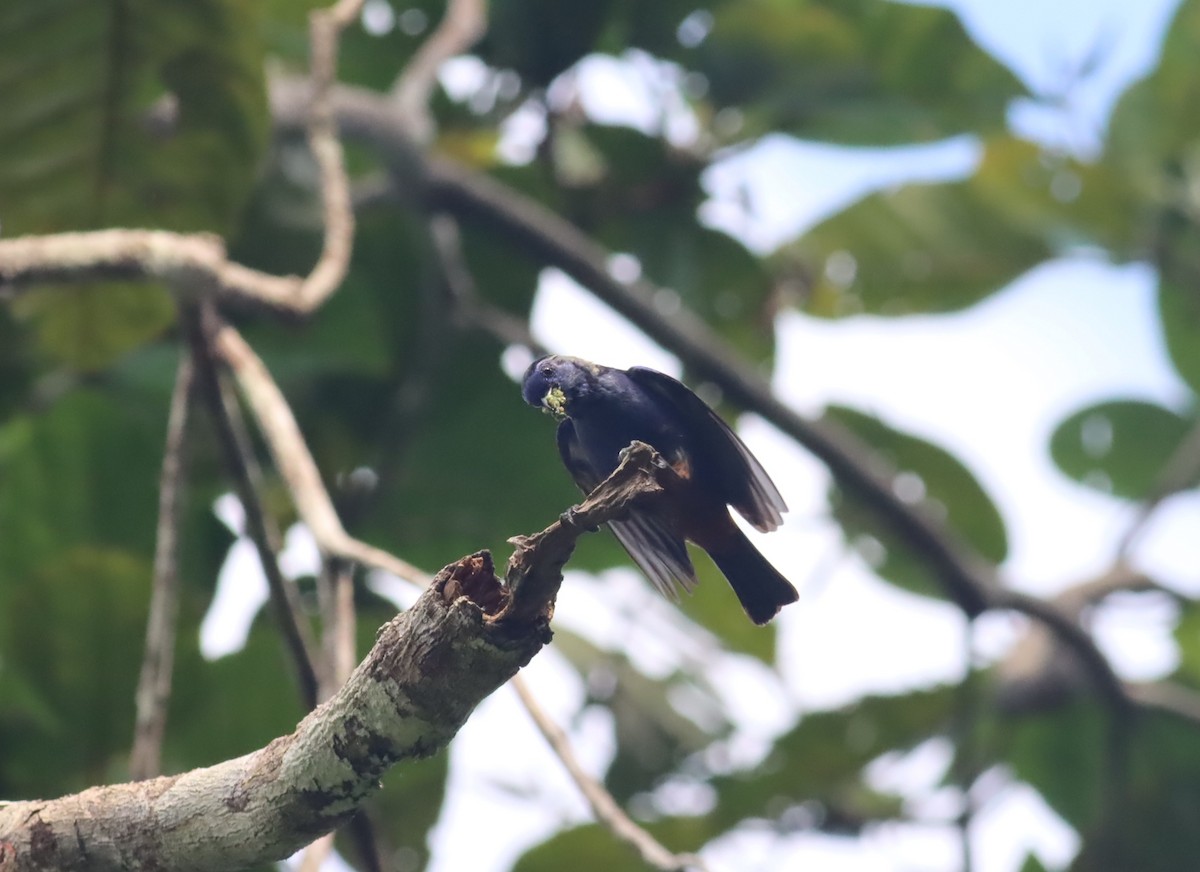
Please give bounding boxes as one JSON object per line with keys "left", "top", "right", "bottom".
{"left": 0, "top": 567, "right": 548, "bottom": 872}
{"left": 0, "top": 442, "right": 672, "bottom": 872}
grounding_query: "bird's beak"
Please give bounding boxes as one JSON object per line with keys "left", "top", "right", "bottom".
{"left": 542, "top": 386, "right": 568, "bottom": 417}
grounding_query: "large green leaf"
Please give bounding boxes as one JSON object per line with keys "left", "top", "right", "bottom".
{"left": 0, "top": 546, "right": 150, "bottom": 794}
{"left": 690, "top": 0, "right": 1026, "bottom": 144}
{"left": 0, "top": 387, "right": 164, "bottom": 584}
{"left": 484, "top": 0, "right": 616, "bottom": 86}
{"left": 706, "top": 685, "right": 955, "bottom": 832}
{"left": 0, "top": 0, "right": 267, "bottom": 369}
{"left": 0, "top": 0, "right": 266, "bottom": 234}
{"left": 789, "top": 137, "right": 1136, "bottom": 318}
{"left": 825, "top": 406, "right": 1007, "bottom": 599}
{"left": 1003, "top": 704, "right": 1200, "bottom": 872}
{"left": 1106, "top": 0, "right": 1200, "bottom": 191}
{"left": 1050, "top": 399, "right": 1195, "bottom": 500}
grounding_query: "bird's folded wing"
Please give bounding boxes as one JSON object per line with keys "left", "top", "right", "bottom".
{"left": 626, "top": 367, "right": 787, "bottom": 532}
{"left": 608, "top": 513, "right": 696, "bottom": 600}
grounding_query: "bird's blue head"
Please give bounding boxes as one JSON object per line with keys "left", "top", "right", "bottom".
{"left": 521, "top": 355, "right": 598, "bottom": 418}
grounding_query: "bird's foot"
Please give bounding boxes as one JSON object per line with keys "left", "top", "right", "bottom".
{"left": 559, "top": 506, "right": 599, "bottom": 532}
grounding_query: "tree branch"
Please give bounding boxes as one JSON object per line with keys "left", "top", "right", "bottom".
{"left": 0, "top": 563, "right": 546, "bottom": 872}
{"left": 207, "top": 314, "right": 429, "bottom": 587}
{"left": 390, "top": 0, "right": 488, "bottom": 142}
{"left": 187, "top": 308, "right": 325, "bottom": 707}
{"left": 419, "top": 155, "right": 998, "bottom": 617}
{"left": 130, "top": 353, "right": 195, "bottom": 780}
{"left": 0, "top": 437, "right": 680, "bottom": 871}
{"left": 301, "top": 561, "right": 362, "bottom": 870}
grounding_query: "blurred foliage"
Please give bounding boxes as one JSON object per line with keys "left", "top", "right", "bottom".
{"left": 826, "top": 405, "right": 1007, "bottom": 599}
{"left": 1050, "top": 400, "right": 1196, "bottom": 499}
{"left": 2, "top": 0, "right": 1200, "bottom": 871}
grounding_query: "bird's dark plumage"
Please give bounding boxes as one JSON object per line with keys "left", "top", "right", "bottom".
{"left": 521, "top": 355, "right": 798, "bottom": 624}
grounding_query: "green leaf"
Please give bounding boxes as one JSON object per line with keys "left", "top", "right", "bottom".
{"left": 790, "top": 137, "right": 1136, "bottom": 318}
{"left": 1159, "top": 280, "right": 1200, "bottom": 397}
{"left": 0, "top": 0, "right": 267, "bottom": 235}
{"left": 678, "top": 557, "right": 777, "bottom": 663}
{"left": 1005, "top": 705, "right": 1200, "bottom": 872}
{"left": 691, "top": 0, "right": 1026, "bottom": 144}
{"left": 1050, "top": 399, "right": 1195, "bottom": 499}
{"left": 1106, "top": 0, "right": 1200, "bottom": 188}
{"left": 484, "top": 0, "right": 617, "bottom": 86}
{"left": 1173, "top": 602, "right": 1200, "bottom": 688}
{"left": 0, "top": 387, "right": 164, "bottom": 583}
{"left": 0, "top": 0, "right": 267, "bottom": 367}
{"left": 998, "top": 702, "right": 1106, "bottom": 830}
{"left": 706, "top": 685, "right": 955, "bottom": 832}
{"left": 165, "top": 621, "right": 307, "bottom": 769}
{"left": 0, "top": 546, "right": 150, "bottom": 794}
{"left": 11, "top": 283, "right": 175, "bottom": 373}
{"left": 825, "top": 406, "right": 1007, "bottom": 599}
{"left": 512, "top": 818, "right": 712, "bottom": 872}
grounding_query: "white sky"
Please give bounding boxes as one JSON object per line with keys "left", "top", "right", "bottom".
{"left": 198, "top": 2, "right": 1200, "bottom": 871}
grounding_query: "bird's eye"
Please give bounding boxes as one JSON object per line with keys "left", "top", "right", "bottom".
{"left": 540, "top": 365, "right": 553, "bottom": 376}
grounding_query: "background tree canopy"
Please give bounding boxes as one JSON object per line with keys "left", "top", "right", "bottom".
{"left": 1, "top": 0, "right": 1198, "bottom": 870}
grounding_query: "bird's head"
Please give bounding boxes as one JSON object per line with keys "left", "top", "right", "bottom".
{"left": 521, "top": 355, "right": 597, "bottom": 418}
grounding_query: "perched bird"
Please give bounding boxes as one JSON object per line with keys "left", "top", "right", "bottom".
{"left": 521, "top": 355, "right": 798, "bottom": 624}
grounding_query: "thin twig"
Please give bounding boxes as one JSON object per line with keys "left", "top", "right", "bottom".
{"left": 512, "top": 676, "right": 707, "bottom": 872}
{"left": 391, "top": 0, "right": 488, "bottom": 142}
{"left": 299, "top": 0, "right": 365, "bottom": 310}
{"left": 208, "top": 315, "right": 429, "bottom": 587}
{"left": 186, "top": 309, "right": 324, "bottom": 707}
{"left": 300, "top": 561, "right": 364, "bottom": 870}
{"left": 1127, "top": 680, "right": 1200, "bottom": 724}
{"left": 130, "top": 353, "right": 194, "bottom": 780}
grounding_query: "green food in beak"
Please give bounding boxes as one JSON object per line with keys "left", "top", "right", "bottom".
{"left": 544, "top": 386, "right": 568, "bottom": 417}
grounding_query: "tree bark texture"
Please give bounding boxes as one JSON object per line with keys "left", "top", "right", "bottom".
{"left": 0, "top": 559, "right": 548, "bottom": 872}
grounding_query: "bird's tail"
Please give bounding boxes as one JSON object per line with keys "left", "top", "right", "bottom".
{"left": 709, "top": 529, "right": 798, "bottom": 625}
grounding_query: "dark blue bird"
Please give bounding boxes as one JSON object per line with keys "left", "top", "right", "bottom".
{"left": 522, "top": 355, "right": 798, "bottom": 624}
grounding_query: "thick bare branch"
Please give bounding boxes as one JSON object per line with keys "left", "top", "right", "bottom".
{"left": 0, "top": 230, "right": 307, "bottom": 309}
{"left": 0, "top": 433, "right": 681, "bottom": 871}
{"left": 0, "top": 566, "right": 547, "bottom": 872}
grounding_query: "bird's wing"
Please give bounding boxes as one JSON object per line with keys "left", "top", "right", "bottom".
{"left": 626, "top": 367, "right": 787, "bottom": 532}
{"left": 609, "top": 514, "right": 696, "bottom": 600}
{"left": 557, "top": 418, "right": 696, "bottom": 598}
